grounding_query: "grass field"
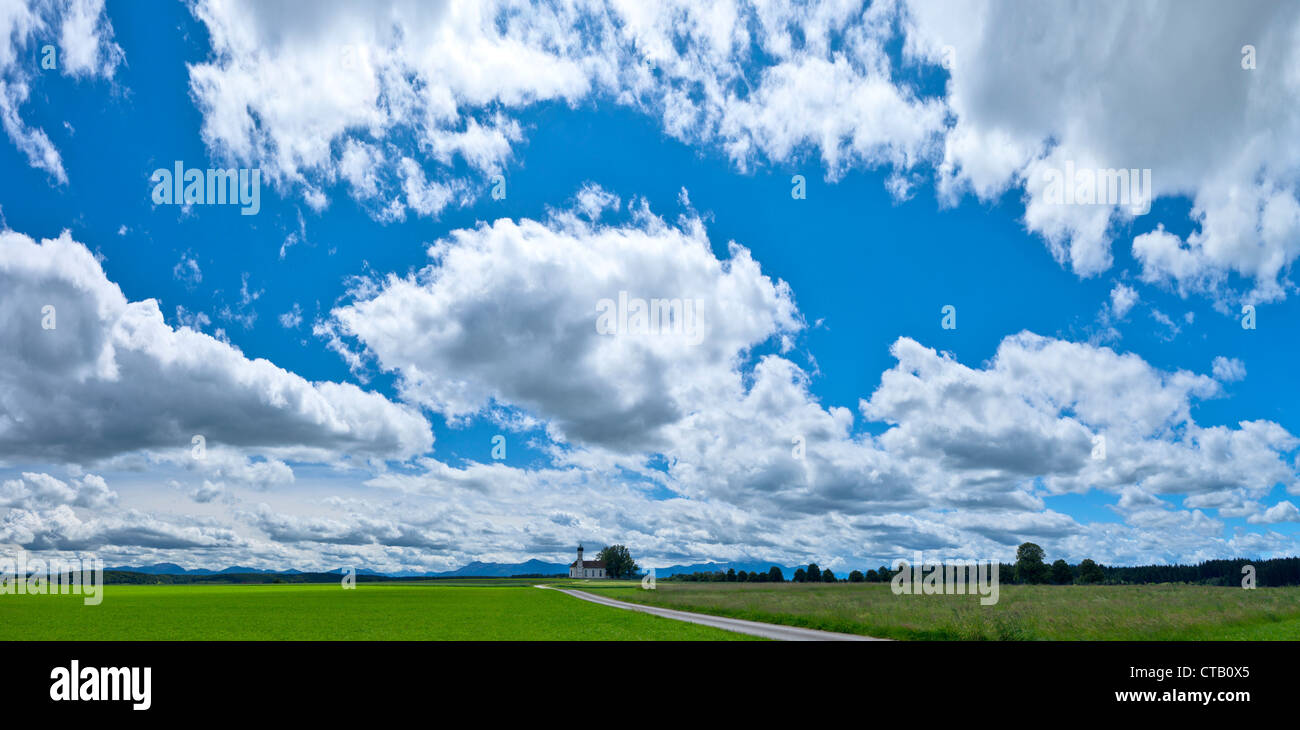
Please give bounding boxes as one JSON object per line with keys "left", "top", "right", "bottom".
{"left": 577, "top": 582, "right": 1300, "bottom": 640}
{"left": 0, "top": 583, "right": 757, "bottom": 640}
{"left": 6, "top": 579, "right": 1296, "bottom": 640}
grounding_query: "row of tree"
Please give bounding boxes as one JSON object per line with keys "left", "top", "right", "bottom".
{"left": 658, "top": 547, "right": 1300, "bottom": 586}
{"left": 665, "top": 563, "right": 893, "bottom": 583}
{"left": 667, "top": 566, "right": 788, "bottom": 582}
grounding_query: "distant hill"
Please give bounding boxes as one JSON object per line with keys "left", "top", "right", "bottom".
{"left": 105, "top": 562, "right": 214, "bottom": 575}
{"left": 432, "top": 559, "right": 569, "bottom": 577}
{"left": 652, "top": 561, "right": 801, "bottom": 578}
{"left": 103, "top": 558, "right": 805, "bottom": 580}
{"left": 104, "top": 559, "right": 569, "bottom": 579}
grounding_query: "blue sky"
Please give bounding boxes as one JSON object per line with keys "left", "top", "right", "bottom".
{"left": 1, "top": 0, "right": 1298, "bottom": 573}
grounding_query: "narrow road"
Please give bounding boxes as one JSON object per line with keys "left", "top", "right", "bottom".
{"left": 538, "top": 585, "right": 887, "bottom": 641}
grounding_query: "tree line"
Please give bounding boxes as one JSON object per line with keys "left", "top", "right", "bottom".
{"left": 660, "top": 545, "right": 1300, "bottom": 587}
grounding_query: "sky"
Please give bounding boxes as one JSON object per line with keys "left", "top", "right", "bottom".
{"left": 1, "top": 0, "right": 1299, "bottom": 574}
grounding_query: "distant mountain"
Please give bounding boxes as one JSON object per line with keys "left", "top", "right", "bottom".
{"left": 102, "top": 559, "right": 806, "bottom": 579}
{"left": 106, "top": 563, "right": 216, "bottom": 575}
{"left": 430, "top": 559, "right": 569, "bottom": 577}
{"left": 106, "top": 563, "right": 332, "bottom": 576}
{"left": 104, "top": 559, "right": 568, "bottom": 578}
{"left": 651, "top": 561, "right": 803, "bottom": 578}
{"left": 106, "top": 558, "right": 812, "bottom": 579}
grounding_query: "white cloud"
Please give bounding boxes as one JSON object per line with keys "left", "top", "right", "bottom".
{"left": 9, "top": 2, "right": 1300, "bottom": 569}
{"left": 310, "top": 200, "right": 1300, "bottom": 566}
{"left": 902, "top": 0, "right": 1300, "bottom": 301}
{"left": 0, "top": 0, "right": 122, "bottom": 182}
{"left": 1247, "top": 500, "right": 1300, "bottom": 525}
{"left": 179, "top": 0, "right": 1300, "bottom": 306}
{"left": 0, "top": 471, "right": 115, "bottom": 510}
{"left": 574, "top": 182, "right": 620, "bottom": 220}
{"left": 184, "top": 0, "right": 943, "bottom": 216}
{"left": 173, "top": 252, "right": 202, "bottom": 286}
{"left": 0, "top": 503, "right": 243, "bottom": 551}
{"left": 56, "top": 0, "right": 123, "bottom": 78}
{"left": 0, "top": 229, "right": 433, "bottom": 464}
{"left": 329, "top": 201, "right": 802, "bottom": 450}
{"left": 279, "top": 303, "right": 303, "bottom": 329}
{"left": 1109, "top": 283, "right": 1138, "bottom": 319}
{"left": 1212, "top": 356, "right": 1246, "bottom": 383}
{"left": 187, "top": 0, "right": 593, "bottom": 213}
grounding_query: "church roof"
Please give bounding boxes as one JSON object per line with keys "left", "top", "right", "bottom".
{"left": 570, "top": 559, "right": 606, "bottom": 568}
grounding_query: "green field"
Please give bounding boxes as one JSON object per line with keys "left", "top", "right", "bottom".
{"left": 6, "top": 579, "right": 1297, "bottom": 640}
{"left": 578, "top": 582, "right": 1300, "bottom": 640}
{"left": 0, "top": 583, "right": 756, "bottom": 640}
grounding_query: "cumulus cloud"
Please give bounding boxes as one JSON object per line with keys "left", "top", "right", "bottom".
{"left": 179, "top": 0, "right": 1300, "bottom": 305}
{"left": 902, "top": 0, "right": 1300, "bottom": 301}
{"left": 187, "top": 0, "right": 591, "bottom": 215}
{"left": 0, "top": 503, "right": 242, "bottom": 551}
{"left": 1248, "top": 500, "right": 1300, "bottom": 524}
{"left": 313, "top": 201, "right": 1299, "bottom": 565}
{"left": 1212, "top": 356, "right": 1247, "bottom": 383}
{"left": 185, "top": 0, "right": 943, "bottom": 215}
{"left": 9, "top": 2, "right": 1300, "bottom": 570}
{"left": 1109, "top": 283, "right": 1138, "bottom": 319}
{"left": 0, "top": 229, "right": 433, "bottom": 464}
{"left": 862, "top": 334, "right": 1297, "bottom": 501}
{"left": 242, "top": 502, "right": 454, "bottom": 549}
{"left": 329, "top": 203, "right": 801, "bottom": 450}
{"left": 0, "top": 471, "right": 115, "bottom": 509}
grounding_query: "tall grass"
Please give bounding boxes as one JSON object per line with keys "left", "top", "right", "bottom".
{"left": 583, "top": 582, "right": 1300, "bottom": 640}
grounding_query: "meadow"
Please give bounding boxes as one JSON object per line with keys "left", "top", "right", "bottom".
{"left": 577, "top": 581, "right": 1300, "bottom": 640}
{"left": 0, "top": 583, "right": 755, "bottom": 640}
{"left": 5, "top": 579, "right": 1296, "bottom": 640}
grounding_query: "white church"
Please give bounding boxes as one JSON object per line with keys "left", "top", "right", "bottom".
{"left": 568, "top": 544, "right": 607, "bottom": 579}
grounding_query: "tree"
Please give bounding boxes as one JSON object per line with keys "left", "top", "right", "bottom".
{"left": 768, "top": 566, "right": 785, "bottom": 583}
{"left": 726, "top": 567, "right": 737, "bottom": 582}
{"left": 848, "top": 570, "right": 864, "bottom": 583}
{"left": 806, "top": 563, "right": 822, "bottom": 582}
{"left": 737, "top": 570, "right": 749, "bottom": 582}
{"left": 822, "top": 569, "right": 837, "bottom": 582}
{"left": 877, "top": 565, "right": 892, "bottom": 582}
{"left": 865, "top": 569, "right": 878, "bottom": 582}
{"left": 1014, "top": 542, "right": 1050, "bottom": 584}
{"left": 793, "top": 568, "right": 806, "bottom": 583}
{"left": 1078, "top": 559, "right": 1105, "bottom": 584}
{"left": 1051, "top": 559, "right": 1073, "bottom": 585}
{"left": 595, "top": 545, "right": 640, "bottom": 579}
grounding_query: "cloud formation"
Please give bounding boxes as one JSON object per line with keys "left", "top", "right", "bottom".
{"left": 183, "top": 0, "right": 1300, "bottom": 306}
{"left": 0, "top": 230, "right": 433, "bottom": 464}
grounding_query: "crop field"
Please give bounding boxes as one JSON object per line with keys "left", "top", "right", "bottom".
{"left": 0, "top": 583, "right": 756, "bottom": 640}
{"left": 578, "top": 582, "right": 1300, "bottom": 640}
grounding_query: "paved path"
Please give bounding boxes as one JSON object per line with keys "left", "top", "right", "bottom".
{"left": 537, "top": 585, "right": 886, "bottom": 641}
